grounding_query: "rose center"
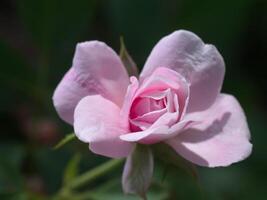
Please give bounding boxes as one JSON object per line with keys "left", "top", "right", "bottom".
{"left": 129, "top": 89, "right": 179, "bottom": 132}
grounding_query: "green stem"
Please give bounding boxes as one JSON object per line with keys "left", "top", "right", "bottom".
{"left": 69, "top": 158, "right": 123, "bottom": 190}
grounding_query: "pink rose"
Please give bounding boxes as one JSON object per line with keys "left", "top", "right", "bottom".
{"left": 53, "top": 30, "right": 252, "bottom": 167}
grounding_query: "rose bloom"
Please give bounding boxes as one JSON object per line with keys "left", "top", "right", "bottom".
{"left": 53, "top": 30, "right": 252, "bottom": 167}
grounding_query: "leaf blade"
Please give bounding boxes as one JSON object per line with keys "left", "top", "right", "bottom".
{"left": 53, "top": 133, "right": 75, "bottom": 150}
{"left": 63, "top": 153, "right": 81, "bottom": 185}
{"left": 119, "top": 37, "right": 139, "bottom": 77}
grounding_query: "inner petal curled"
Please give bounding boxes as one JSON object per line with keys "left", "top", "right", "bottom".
{"left": 129, "top": 88, "right": 180, "bottom": 131}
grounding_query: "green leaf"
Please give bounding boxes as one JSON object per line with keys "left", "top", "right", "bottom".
{"left": 152, "top": 143, "right": 198, "bottom": 180}
{"left": 63, "top": 153, "right": 81, "bottom": 185}
{"left": 122, "top": 144, "right": 153, "bottom": 199}
{"left": 53, "top": 133, "right": 75, "bottom": 150}
{"left": 119, "top": 37, "right": 139, "bottom": 77}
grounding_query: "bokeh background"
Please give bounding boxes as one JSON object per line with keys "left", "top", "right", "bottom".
{"left": 0, "top": 0, "right": 267, "bottom": 199}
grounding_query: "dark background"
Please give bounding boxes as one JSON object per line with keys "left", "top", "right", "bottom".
{"left": 0, "top": 0, "right": 267, "bottom": 199}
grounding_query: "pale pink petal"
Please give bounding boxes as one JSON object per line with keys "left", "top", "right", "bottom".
{"left": 133, "top": 108, "right": 167, "bottom": 124}
{"left": 121, "top": 91, "right": 194, "bottom": 143}
{"left": 138, "top": 67, "right": 189, "bottom": 117}
{"left": 130, "top": 108, "right": 167, "bottom": 130}
{"left": 141, "top": 89, "right": 170, "bottom": 100}
{"left": 52, "top": 68, "right": 90, "bottom": 124}
{"left": 53, "top": 41, "right": 129, "bottom": 124}
{"left": 120, "top": 68, "right": 189, "bottom": 128}
{"left": 130, "top": 89, "right": 172, "bottom": 128}
{"left": 151, "top": 112, "right": 179, "bottom": 128}
{"left": 166, "top": 94, "right": 252, "bottom": 167}
{"left": 129, "top": 97, "right": 151, "bottom": 119}
{"left": 141, "top": 30, "right": 225, "bottom": 112}
{"left": 120, "top": 120, "right": 193, "bottom": 144}
{"left": 165, "top": 89, "right": 175, "bottom": 113}
{"left": 145, "top": 93, "right": 181, "bottom": 129}
{"left": 74, "top": 95, "right": 133, "bottom": 158}
{"left": 143, "top": 89, "right": 174, "bottom": 112}
{"left": 138, "top": 68, "right": 189, "bottom": 98}
{"left": 120, "top": 76, "right": 139, "bottom": 127}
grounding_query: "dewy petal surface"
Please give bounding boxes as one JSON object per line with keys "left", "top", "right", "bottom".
{"left": 166, "top": 94, "right": 252, "bottom": 167}
{"left": 74, "top": 95, "right": 133, "bottom": 158}
{"left": 53, "top": 41, "right": 129, "bottom": 124}
{"left": 141, "top": 30, "right": 225, "bottom": 112}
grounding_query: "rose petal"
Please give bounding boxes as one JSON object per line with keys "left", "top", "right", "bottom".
{"left": 131, "top": 88, "right": 172, "bottom": 125}
{"left": 130, "top": 108, "right": 167, "bottom": 130}
{"left": 53, "top": 41, "right": 129, "bottom": 124}
{"left": 121, "top": 68, "right": 189, "bottom": 126}
{"left": 142, "top": 68, "right": 189, "bottom": 117}
{"left": 130, "top": 97, "right": 151, "bottom": 119}
{"left": 138, "top": 68, "right": 189, "bottom": 98}
{"left": 141, "top": 30, "right": 225, "bottom": 112}
{"left": 166, "top": 94, "right": 252, "bottom": 167}
{"left": 74, "top": 95, "right": 133, "bottom": 158}
{"left": 136, "top": 67, "right": 189, "bottom": 117}
{"left": 120, "top": 120, "right": 193, "bottom": 144}
{"left": 141, "top": 89, "right": 171, "bottom": 100}
{"left": 120, "top": 76, "right": 139, "bottom": 127}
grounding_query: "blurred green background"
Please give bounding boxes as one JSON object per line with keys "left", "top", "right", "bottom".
{"left": 0, "top": 0, "right": 266, "bottom": 199}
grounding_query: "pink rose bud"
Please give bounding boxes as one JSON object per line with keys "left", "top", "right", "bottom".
{"left": 53, "top": 30, "right": 252, "bottom": 167}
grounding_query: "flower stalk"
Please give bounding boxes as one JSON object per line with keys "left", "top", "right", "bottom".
{"left": 69, "top": 158, "right": 123, "bottom": 190}
{"left": 55, "top": 158, "right": 123, "bottom": 199}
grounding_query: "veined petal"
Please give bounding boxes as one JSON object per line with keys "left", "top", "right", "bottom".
{"left": 53, "top": 41, "right": 129, "bottom": 124}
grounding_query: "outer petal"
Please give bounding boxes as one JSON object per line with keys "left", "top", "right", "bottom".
{"left": 141, "top": 30, "right": 225, "bottom": 112}
{"left": 53, "top": 41, "right": 129, "bottom": 124}
{"left": 74, "top": 95, "right": 133, "bottom": 158}
{"left": 166, "top": 94, "right": 252, "bottom": 167}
